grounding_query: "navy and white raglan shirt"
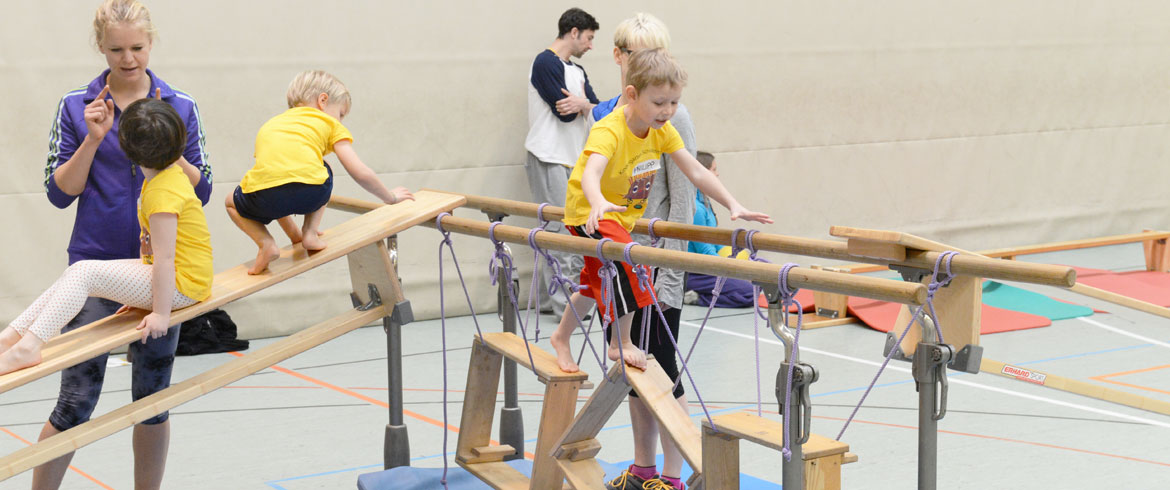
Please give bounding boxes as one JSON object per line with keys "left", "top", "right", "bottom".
{"left": 524, "top": 49, "right": 600, "bottom": 167}
{"left": 45, "top": 69, "right": 212, "bottom": 264}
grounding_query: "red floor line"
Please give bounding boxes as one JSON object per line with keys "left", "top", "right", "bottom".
{"left": 0, "top": 427, "right": 115, "bottom": 489}
{"left": 752, "top": 411, "right": 1170, "bottom": 468}
{"left": 228, "top": 353, "right": 536, "bottom": 459}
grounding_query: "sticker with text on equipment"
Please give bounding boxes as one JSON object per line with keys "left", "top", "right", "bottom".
{"left": 1001, "top": 364, "right": 1047, "bottom": 385}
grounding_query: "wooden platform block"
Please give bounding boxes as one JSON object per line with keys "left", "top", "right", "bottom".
{"left": 479, "top": 332, "right": 589, "bottom": 382}
{"left": 1143, "top": 231, "right": 1170, "bottom": 273}
{"left": 471, "top": 445, "right": 516, "bottom": 462}
{"left": 701, "top": 412, "right": 855, "bottom": 490}
{"left": 456, "top": 339, "right": 505, "bottom": 465}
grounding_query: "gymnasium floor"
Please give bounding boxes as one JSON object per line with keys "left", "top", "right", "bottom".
{"left": 2, "top": 243, "right": 1169, "bottom": 489}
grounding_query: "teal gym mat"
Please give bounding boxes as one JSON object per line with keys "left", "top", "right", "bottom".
{"left": 981, "top": 280, "right": 1093, "bottom": 321}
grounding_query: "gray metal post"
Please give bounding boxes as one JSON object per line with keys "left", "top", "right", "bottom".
{"left": 497, "top": 266, "right": 524, "bottom": 461}
{"left": 383, "top": 300, "right": 413, "bottom": 469}
{"left": 912, "top": 340, "right": 951, "bottom": 490}
{"left": 761, "top": 283, "right": 818, "bottom": 489}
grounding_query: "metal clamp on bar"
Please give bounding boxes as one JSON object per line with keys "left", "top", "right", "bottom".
{"left": 351, "top": 283, "right": 384, "bottom": 311}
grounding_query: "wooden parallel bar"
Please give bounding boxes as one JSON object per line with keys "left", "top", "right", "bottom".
{"left": 428, "top": 214, "right": 927, "bottom": 306}
{"left": 0, "top": 307, "right": 386, "bottom": 480}
{"left": 332, "top": 192, "right": 1075, "bottom": 289}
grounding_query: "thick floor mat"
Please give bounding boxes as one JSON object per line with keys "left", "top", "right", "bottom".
{"left": 847, "top": 297, "right": 1051, "bottom": 335}
{"left": 1075, "top": 269, "right": 1170, "bottom": 307}
{"left": 981, "top": 281, "right": 1094, "bottom": 320}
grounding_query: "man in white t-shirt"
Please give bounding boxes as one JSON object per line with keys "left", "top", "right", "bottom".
{"left": 525, "top": 7, "right": 600, "bottom": 314}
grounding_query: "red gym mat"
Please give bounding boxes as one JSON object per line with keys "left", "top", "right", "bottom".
{"left": 1074, "top": 269, "right": 1170, "bottom": 307}
{"left": 756, "top": 289, "right": 815, "bottom": 313}
{"left": 846, "top": 297, "right": 1051, "bottom": 335}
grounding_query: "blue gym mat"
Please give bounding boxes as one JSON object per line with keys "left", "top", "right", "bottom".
{"left": 358, "top": 455, "right": 782, "bottom": 489}
{"left": 981, "top": 280, "right": 1093, "bottom": 321}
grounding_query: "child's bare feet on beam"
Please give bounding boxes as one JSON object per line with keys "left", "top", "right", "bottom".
{"left": 550, "top": 328, "right": 579, "bottom": 373}
{"left": 249, "top": 240, "right": 281, "bottom": 275}
{"left": 609, "top": 342, "right": 647, "bottom": 370}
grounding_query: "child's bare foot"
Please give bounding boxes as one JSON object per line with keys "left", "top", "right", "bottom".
{"left": 0, "top": 342, "right": 43, "bottom": 376}
{"left": 608, "top": 342, "right": 647, "bottom": 370}
{"left": 550, "top": 329, "right": 579, "bottom": 373}
{"left": 248, "top": 240, "right": 281, "bottom": 275}
{"left": 301, "top": 233, "right": 327, "bottom": 252}
{"left": 0, "top": 328, "right": 20, "bottom": 356}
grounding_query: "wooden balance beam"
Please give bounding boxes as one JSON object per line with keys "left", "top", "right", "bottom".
{"left": 0, "top": 190, "right": 464, "bottom": 480}
{"left": 0, "top": 190, "right": 462, "bottom": 396}
{"left": 703, "top": 412, "right": 857, "bottom": 490}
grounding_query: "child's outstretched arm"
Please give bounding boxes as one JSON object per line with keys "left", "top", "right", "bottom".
{"left": 669, "top": 149, "right": 773, "bottom": 225}
{"left": 581, "top": 152, "right": 626, "bottom": 234}
{"left": 139, "top": 212, "right": 178, "bottom": 343}
{"left": 334, "top": 140, "right": 415, "bottom": 205}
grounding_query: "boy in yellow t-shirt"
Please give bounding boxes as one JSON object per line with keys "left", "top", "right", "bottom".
{"left": 0, "top": 99, "right": 211, "bottom": 374}
{"left": 225, "top": 70, "right": 415, "bottom": 274}
{"left": 549, "top": 49, "right": 772, "bottom": 374}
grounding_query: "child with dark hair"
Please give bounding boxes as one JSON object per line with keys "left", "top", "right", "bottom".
{"left": 685, "top": 151, "right": 758, "bottom": 308}
{"left": 0, "top": 98, "right": 212, "bottom": 375}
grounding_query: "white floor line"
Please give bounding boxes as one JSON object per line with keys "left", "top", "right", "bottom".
{"left": 1076, "top": 316, "right": 1170, "bottom": 349}
{"left": 680, "top": 320, "right": 1170, "bottom": 430}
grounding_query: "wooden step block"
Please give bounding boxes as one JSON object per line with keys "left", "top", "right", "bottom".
{"left": 471, "top": 444, "right": 516, "bottom": 462}
{"left": 559, "top": 439, "right": 602, "bottom": 462}
{"left": 705, "top": 412, "right": 849, "bottom": 460}
{"left": 478, "top": 332, "right": 588, "bottom": 382}
{"left": 458, "top": 461, "right": 530, "bottom": 490}
{"left": 843, "top": 452, "right": 858, "bottom": 464}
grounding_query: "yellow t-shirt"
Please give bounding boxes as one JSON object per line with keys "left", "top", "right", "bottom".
{"left": 239, "top": 106, "right": 353, "bottom": 193}
{"left": 139, "top": 164, "right": 214, "bottom": 301}
{"left": 563, "top": 107, "right": 685, "bottom": 231}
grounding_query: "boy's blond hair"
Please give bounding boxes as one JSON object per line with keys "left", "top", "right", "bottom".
{"left": 613, "top": 13, "right": 670, "bottom": 51}
{"left": 625, "top": 48, "right": 687, "bottom": 93}
{"left": 286, "top": 70, "right": 351, "bottom": 110}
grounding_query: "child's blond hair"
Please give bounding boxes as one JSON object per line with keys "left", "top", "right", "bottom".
{"left": 613, "top": 13, "right": 671, "bottom": 51}
{"left": 286, "top": 70, "right": 352, "bottom": 111}
{"left": 625, "top": 48, "right": 687, "bottom": 93}
{"left": 93, "top": 0, "right": 156, "bottom": 48}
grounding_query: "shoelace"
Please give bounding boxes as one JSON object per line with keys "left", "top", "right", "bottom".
{"left": 642, "top": 478, "right": 678, "bottom": 490}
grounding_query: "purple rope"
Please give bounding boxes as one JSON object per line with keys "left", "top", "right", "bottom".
{"left": 524, "top": 228, "right": 544, "bottom": 343}
{"left": 536, "top": 202, "right": 551, "bottom": 227}
{"left": 623, "top": 241, "right": 717, "bottom": 430}
{"left": 835, "top": 251, "right": 961, "bottom": 441}
{"left": 434, "top": 212, "right": 486, "bottom": 488}
{"left": 646, "top": 217, "right": 663, "bottom": 247}
{"left": 526, "top": 226, "right": 606, "bottom": 371}
{"left": 594, "top": 238, "right": 626, "bottom": 381}
{"left": 773, "top": 263, "right": 804, "bottom": 462}
{"left": 487, "top": 222, "right": 539, "bottom": 379}
{"left": 673, "top": 228, "right": 750, "bottom": 392}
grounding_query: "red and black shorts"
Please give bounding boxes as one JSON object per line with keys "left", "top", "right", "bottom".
{"left": 567, "top": 219, "right": 654, "bottom": 320}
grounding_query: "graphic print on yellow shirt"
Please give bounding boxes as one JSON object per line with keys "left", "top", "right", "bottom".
{"left": 240, "top": 106, "right": 353, "bottom": 193}
{"left": 138, "top": 164, "right": 214, "bottom": 301}
{"left": 563, "top": 107, "right": 684, "bottom": 232}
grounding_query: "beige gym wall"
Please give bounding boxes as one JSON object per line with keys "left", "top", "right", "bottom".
{"left": 1, "top": 1, "right": 1167, "bottom": 337}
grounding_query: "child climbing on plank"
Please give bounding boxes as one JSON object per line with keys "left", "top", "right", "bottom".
{"left": 225, "top": 70, "right": 414, "bottom": 274}
{"left": 549, "top": 48, "right": 772, "bottom": 374}
{"left": 0, "top": 98, "right": 212, "bottom": 375}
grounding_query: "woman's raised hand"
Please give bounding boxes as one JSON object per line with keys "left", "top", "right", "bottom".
{"left": 83, "top": 85, "right": 115, "bottom": 141}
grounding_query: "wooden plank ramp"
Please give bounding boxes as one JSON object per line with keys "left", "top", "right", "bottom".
{"left": 0, "top": 306, "right": 386, "bottom": 480}
{"left": 0, "top": 190, "right": 464, "bottom": 395}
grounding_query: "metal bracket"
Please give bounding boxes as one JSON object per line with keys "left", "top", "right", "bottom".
{"left": 882, "top": 330, "right": 913, "bottom": 363}
{"left": 948, "top": 343, "right": 983, "bottom": 374}
{"left": 485, "top": 211, "right": 508, "bottom": 222}
{"left": 815, "top": 307, "right": 840, "bottom": 319}
{"left": 350, "top": 283, "right": 383, "bottom": 311}
{"left": 912, "top": 342, "right": 953, "bottom": 420}
{"left": 387, "top": 300, "right": 414, "bottom": 330}
{"left": 890, "top": 264, "right": 932, "bottom": 284}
